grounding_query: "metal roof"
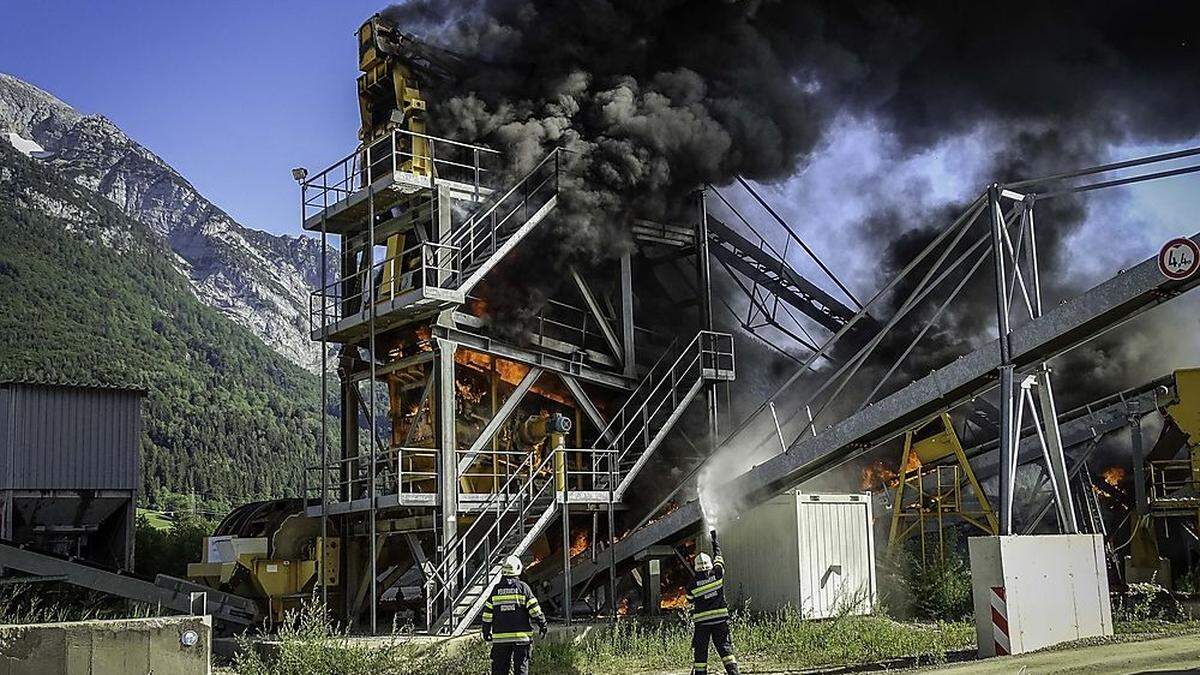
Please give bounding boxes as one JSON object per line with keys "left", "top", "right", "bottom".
{"left": 0, "top": 378, "right": 146, "bottom": 395}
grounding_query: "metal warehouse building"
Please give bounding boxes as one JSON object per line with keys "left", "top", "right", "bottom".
{"left": 0, "top": 381, "right": 142, "bottom": 570}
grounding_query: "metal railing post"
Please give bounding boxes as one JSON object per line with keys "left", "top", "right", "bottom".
{"left": 560, "top": 443, "right": 572, "bottom": 626}
{"left": 607, "top": 448, "right": 617, "bottom": 622}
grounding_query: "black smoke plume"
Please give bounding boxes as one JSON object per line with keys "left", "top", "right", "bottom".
{"left": 384, "top": 0, "right": 1200, "bottom": 395}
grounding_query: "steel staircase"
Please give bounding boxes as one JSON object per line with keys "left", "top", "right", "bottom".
{"left": 310, "top": 147, "right": 564, "bottom": 340}
{"left": 706, "top": 216, "right": 856, "bottom": 334}
{"left": 597, "top": 330, "right": 735, "bottom": 499}
{"left": 425, "top": 331, "right": 733, "bottom": 636}
{"left": 427, "top": 449, "right": 561, "bottom": 636}
{"left": 443, "top": 147, "right": 563, "bottom": 297}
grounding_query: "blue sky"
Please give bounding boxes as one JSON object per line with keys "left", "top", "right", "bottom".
{"left": 1, "top": 0, "right": 1197, "bottom": 274}
{"left": 0, "top": 0, "right": 384, "bottom": 235}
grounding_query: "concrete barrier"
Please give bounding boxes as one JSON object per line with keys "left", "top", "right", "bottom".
{"left": 969, "top": 534, "right": 1113, "bottom": 657}
{"left": 0, "top": 615, "right": 211, "bottom": 675}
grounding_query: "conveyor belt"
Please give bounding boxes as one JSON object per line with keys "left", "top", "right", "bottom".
{"left": 556, "top": 231, "right": 1200, "bottom": 597}
{"left": 0, "top": 540, "right": 258, "bottom": 628}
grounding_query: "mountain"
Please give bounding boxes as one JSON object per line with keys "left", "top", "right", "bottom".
{"left": 0, "top": 73, "right": 327, "bottom": 372}
{"left": 0, "top": 139, "right": 322, "bottom": 505}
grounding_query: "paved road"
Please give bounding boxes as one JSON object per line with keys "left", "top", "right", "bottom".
{"left": 911, "top": 634, "right": 1200, "bottom": 674}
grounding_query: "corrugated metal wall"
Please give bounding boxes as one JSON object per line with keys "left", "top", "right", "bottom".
{"left": 0, "top": 384, "right": 140, "bottom": 490}
{"left": 721, "top": 496, "right": 800, "bottom": 613}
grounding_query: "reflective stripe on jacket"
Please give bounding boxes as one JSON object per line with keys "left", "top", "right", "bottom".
{"left": 687, "top": 541, "right": 729, "bottom": 625}
{"left": 482, "top": 576, "right": 546, "bottom": 643}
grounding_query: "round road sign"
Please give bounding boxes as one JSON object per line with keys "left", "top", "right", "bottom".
{"left": 1158, "top": 238, "right": 1200, "bottom": 280}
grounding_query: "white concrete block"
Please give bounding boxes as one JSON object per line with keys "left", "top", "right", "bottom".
{"left": 969, "top": 534, "right": 1112, "bottom": 657}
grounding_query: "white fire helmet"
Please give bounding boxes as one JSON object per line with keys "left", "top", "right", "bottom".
{"left": 502, "top": 555, "right": 524, "bottom": 577}
{"left": 694, "top": 552, "right": 714, "bottom": 573}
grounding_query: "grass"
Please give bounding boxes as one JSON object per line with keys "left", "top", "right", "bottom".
{"left": 136, "top": 508, "right": 174, "bottom": 531}
{"left": 0, "top": 583, "right": 165, "bottom": 625}
{"left": 534, "top": 613, "right": 974, "bottom": 673}
{"left": 229, "top": 602, "right": 975, "bottom": 674}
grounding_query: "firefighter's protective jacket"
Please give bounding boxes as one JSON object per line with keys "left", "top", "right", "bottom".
{"left": 481, "top": 576, "right": 547, "bottom": 643}
{"left": 687, "top": 540, "right": 729, "bottom": 624}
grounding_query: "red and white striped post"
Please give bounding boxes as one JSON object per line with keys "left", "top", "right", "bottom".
{"left": 990, "top": 586, "right": 1010, "bottom": 656}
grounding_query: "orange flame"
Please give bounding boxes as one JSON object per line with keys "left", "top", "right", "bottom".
{"left": 660, "top": 586, "right": 688, "bottom": 610}
{"left": 454, "top": 349, "right": 573, "bottom": 405}
{"left": 415, "top": 325, "right": 433, "bottom": 351}
{"left": 455, "top": 379, "right": 485, "bottom": 404}
{"left": 617, "top": 598, "right": 630, "bottom": 616}
{"left": 1101, "top": 466, "right": 1127, "bottom": 487}
{"left": 569, "top": 529, "right": 589, "bottom": 558}
{"left": 469, "top": 297, "right": 489, "bottom": 318}
{"left": 861, "top": 460, "right": 899, "bottom": 491}
{"left": 904, "top": 452, "right": 922, "bottom": 474}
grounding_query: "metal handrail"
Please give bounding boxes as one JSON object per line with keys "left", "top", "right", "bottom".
{"left": 461, "top": 293, "right": 617, "bottom": 356}
{"left": 307, "top": 147, "right": 563, "bottom": 336}
{"left": 594, "top": 331, "right": 734, "bottom": 474}
{"left": 428, "top": 446, "right": 621, "bottom": 629}
{"left": 1148, "top": 460, "right": 1200, "bottom": 501}
{"left": 447, "top": 148, "right": 561, "bottom": 278}
{"left": 302, "top": 129, "right": 501, "bottom": 220}
{"left": 427, "top": 450, "right": 556, "bottom": 611}
{"left": 309, "top": 240, "right": 462, "bottom": 333}
{"left": 304, "top": 446, "right": 438, "bottom": 501}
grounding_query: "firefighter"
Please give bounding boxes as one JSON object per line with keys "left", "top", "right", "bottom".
{"left": 687, "top": 530, "right": 739, "bottom": 675}
{"left": 482, "top": 555, "right": 548, "bottom": 675}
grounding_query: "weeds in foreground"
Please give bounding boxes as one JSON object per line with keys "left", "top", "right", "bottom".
{"left": 880, "top": 548, "right": 974, "bottom": 621}
{"left": 1113, "top": 582, "right": 1187, "bottom": 623}
{"left": 231, "top": 599, "right": 974, "bottom": 674}
{"left": 0, "top": 583, "right": 162, "bottom": 624}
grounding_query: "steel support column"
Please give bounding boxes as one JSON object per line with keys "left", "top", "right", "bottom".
{"left": 367, "top": 182, "right": 378, "bottom": 634}
{"left": 621, "top": 252, "right": 636, "bottom": 379}
{"left": 989, "top": 184, "right": 1017, "bottom": 534}
{"left": 696, "top": 188, "right": 719, "bottom": 440}
{"left": 435, "top": 338, "right": 459, "bottom": 561}
{"left": 1130, "top": 415, "right": 1148, "bottom": 515}
{"left": 318, "top": 192, "right": 330, "bottom": 610}
{"left": 1023, "top": 198, "right": 1077, "bottom": 533}
{"left": 1034, "top": 368, "right": 1078, "bottom": 532}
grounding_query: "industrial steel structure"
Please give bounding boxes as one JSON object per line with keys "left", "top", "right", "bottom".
{"left": 0, "top": 14, "right": 1196, "bottom": 639}
{"left": 293, "top": 15, "right": 752, "bottom": 634}
{"left": 560, "top": 148, "right": 1200, "bottom": 601}
{"left": 292, "top": 17, "right": 1200, "bottom": 632}
{"left": 0, "top": 381, "right": 141, "bottom": 570}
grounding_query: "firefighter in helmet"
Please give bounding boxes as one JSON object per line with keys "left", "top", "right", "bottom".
{"left": 687, "top": 530, "right": 739, "bottom": 675}
{"left": 482, "top": 555, "right": 548, "bottom": 675}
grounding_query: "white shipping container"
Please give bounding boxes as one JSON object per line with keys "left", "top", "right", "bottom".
{"left": 718, "top": 491, "right": 876, "bottom": 619}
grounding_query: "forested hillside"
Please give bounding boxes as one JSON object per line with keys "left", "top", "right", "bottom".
{"left": 0, "top": 142, "right": 324, "bottom": 507}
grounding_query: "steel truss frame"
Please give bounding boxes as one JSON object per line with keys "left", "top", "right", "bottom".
{"left": 556, "top": 146, "right": 1200, "bottom": 598}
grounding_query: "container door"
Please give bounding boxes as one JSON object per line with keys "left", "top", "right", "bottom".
{"left": 797, "top": 499, "right": 873, "bottom": 619}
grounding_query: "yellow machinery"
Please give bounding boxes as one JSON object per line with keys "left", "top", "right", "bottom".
{"left": 1148, "top": 368, "right": 1200, "bottom": 525}
{"left": 1126, "top": 368, "right": 1200, "bottom": 586}
{"left": 356, "top": 14, "right": 442, "bottom": 301}
{"left": 187, "top": 502, "right": 340, "bottom": 624}
{"left": 888, "top": 413, "right": 998, "bottom": 562}
{"left": 518, "top": 412, "right": 574, "bottom": 491}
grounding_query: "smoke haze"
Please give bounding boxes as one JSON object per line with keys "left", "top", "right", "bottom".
{"left": 383, "top": 0, "right": 1200, "bottom": 519}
